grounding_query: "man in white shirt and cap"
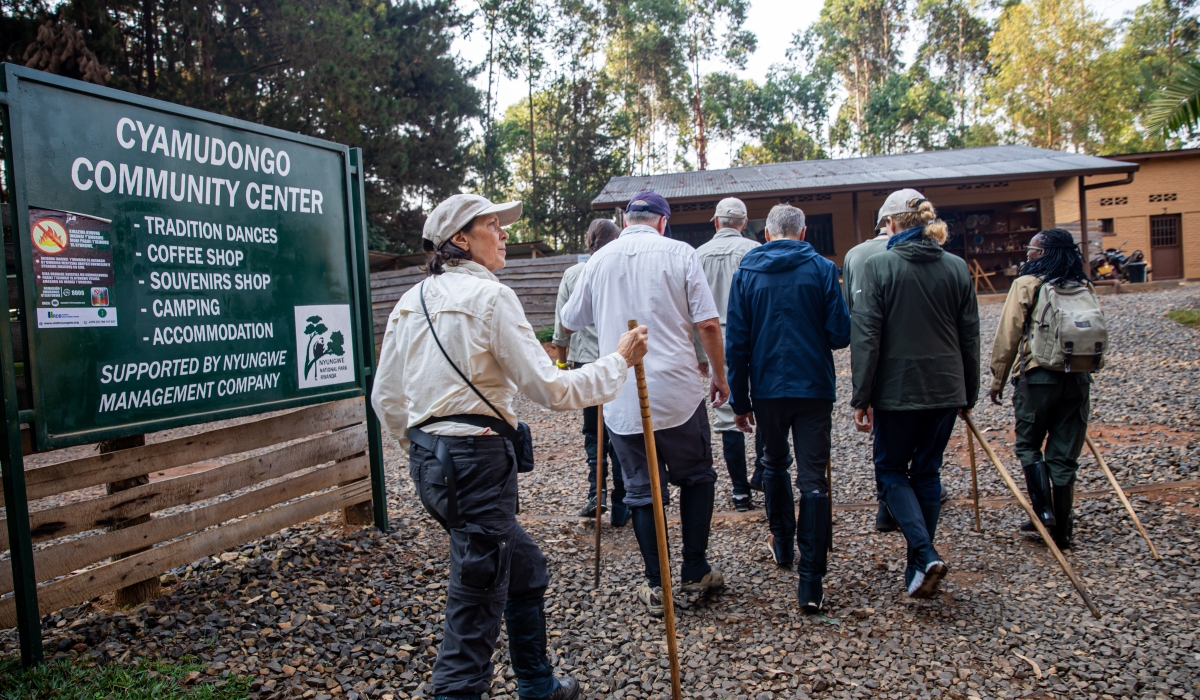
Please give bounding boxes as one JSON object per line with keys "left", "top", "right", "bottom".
{"left": 373, "top": 193, "right": 648, "bottom": 700}
{"left": 561, "top": 190, "right": 729, "bottom": 617}
{"left": 694, "top": 197, "right": 763, "bottom": 512}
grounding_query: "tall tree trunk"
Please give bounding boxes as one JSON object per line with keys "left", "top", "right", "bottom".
{"left": 142, "top": 0, "right": 157, "bottom": 94}
{"left": 527, "top": 41, "right": 537, "bottom": 240}
{"left": 484, "top": 14, "right": 496, "bottom": 198}
{"left": 692, "top": 51, "right": 707, "bottom": 170}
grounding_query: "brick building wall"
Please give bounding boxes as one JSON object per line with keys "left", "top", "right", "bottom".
{"left": 1054, "top": 149, "right": 1200, "bottom": 279}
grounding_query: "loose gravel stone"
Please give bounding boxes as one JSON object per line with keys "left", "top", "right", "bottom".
{"left": 3, "top": 286, "right": 1199, "bottom": 700}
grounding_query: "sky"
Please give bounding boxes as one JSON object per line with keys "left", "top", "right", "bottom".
{"left": 452, "top": 0, "right": 1155, "bottom": 169}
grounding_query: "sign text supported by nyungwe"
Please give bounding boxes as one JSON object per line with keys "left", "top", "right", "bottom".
{"left": 3, "top": 65, "right": 366, "bottom": 448}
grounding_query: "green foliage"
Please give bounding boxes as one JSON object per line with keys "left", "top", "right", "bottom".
{"left": 915, "top": 0, "right": 992, "bottom": 136}
{"left": 986, "top": 0, "right": 1130, "bottom": 153}
{"left": 1147, "top": 60, "right": 1200, "bottom": 138}
{"left": 1166, "top": 309, "right": 1200, "bottom": 327}
{"left": 0, "top": 655, "right": 252, "bottom": 700}
{"left": 1, "top": 0, "right": 479, "bottom": 254}
{"left": 1119, "top": 0, "right": 1200, "bottom": 147}
{"left": 734, "top": 122, "right": 826, "bottom": 166}
{"left": 804, "top": 0, "right": 908, "bottom": 154}
{"left": 535, "top": 325, "right": 556, "bottom": 343}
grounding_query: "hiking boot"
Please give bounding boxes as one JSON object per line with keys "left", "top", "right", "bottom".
{"left": 765, "top": 534, "right": 793, "bottom": 567}
{"left": 732, "top": 493, "right": 754, "bottom": 512}
{"left": 1051, "top": 482, "right": 1075, "bottom": 550}
{"left": 637, "top": 581, "right": 664, "bottom": 617}
{"left": 577, "top": 495, "right": 606, "bottom": 519}
{"left": 907, "top": 560, "right": 948, "bottom": 599}
{"left": 875, "top": 501, "right": 898, "bottom": 532}
{"left": 521, "top": 675, "right": 581, "bottom": 700}
{"left": 680, "top": 569, "right": 725, "bottom": 595}
{"left": 1021, "top": 462, "right": 1056, "bottom": 529}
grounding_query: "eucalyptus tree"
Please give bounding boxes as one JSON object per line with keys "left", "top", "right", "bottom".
{"left": 680, "top": 0, "right": 756, "bottom": 169}
{"left": 986, "top": 0, "right": 1129, "bottom": 153}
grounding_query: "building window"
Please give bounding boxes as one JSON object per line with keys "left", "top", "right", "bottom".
{"left": 806, "top": 214, "right": 835, "bottom": 256}
{"left": 1099, "top": 196, "right": 1128, "bottom": 206}
{"left": 1150, "top": 215, "right": 1180, "bottom": 247}
{"left": 1149, "top": 193, "right": 1178, "bottom": 203}
{"left": 1100, "top": 218, "right": 1114, "bottom": 236}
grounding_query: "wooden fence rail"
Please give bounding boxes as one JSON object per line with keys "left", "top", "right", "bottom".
{"left": 0, "top": 397, "right": 371, "bottom": 628}
{"left": 370, "top": 256, "right": 578, "bottom": 348}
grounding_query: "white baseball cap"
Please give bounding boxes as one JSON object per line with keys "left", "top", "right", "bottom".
{"left": 711, "top": 197, "right": 748, "bottom": 221}
{"left": 876, "top": 188, "right": 927, "bottom": 226}
{"left": 423, "top": 194, "right": 523, "bottom": 248}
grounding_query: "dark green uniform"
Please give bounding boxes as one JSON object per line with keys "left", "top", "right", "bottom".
{"left": 1013, "top": 368, "right": 1091, "bottom": 487}
{"left": 990, "top": 274, "right": 1098, "bottom": 547}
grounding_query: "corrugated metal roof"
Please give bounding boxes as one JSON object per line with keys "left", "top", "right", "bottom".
{"left": 591, "top": 145, "right": 1138, "bottom": 208}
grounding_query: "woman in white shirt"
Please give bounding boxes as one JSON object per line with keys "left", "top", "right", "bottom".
{"left": 372, "top": 194, "right": 647, "bottom": 700}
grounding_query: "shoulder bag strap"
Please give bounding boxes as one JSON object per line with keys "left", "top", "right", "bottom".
{"left": 1017, "top": 280, "right": 1046, "bottom": 393}
{"left": 419, "top": 280, "right": 508, "bottom": 424}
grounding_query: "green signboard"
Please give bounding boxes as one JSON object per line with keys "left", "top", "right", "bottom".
{"left": 2, "top": 65, "right": 372, "bottom": 449}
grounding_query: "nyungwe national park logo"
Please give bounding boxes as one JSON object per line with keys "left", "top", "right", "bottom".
{"left": 294, "top": 305, "right": 355, "bottom": 389}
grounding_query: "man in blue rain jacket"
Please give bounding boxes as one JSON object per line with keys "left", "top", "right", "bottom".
{"left": 724, "top": 203, "right": 851, "bottom": 613}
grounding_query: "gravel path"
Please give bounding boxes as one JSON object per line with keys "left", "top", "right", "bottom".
{"left": 3, "top": 286, "right": 1199, "bottom": 700}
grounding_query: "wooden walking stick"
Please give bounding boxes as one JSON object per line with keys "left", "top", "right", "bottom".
{"left": 965, "top": 416, "right": 1101, "bottom": 619}
{"left": 594, "top": 404, "right": 605, "bottom": 587}
{"left": 965, "top": 422, "right": 982, "bottom": 532}
{"left": 627, "top": 319, "right": 683, "bottom": 700}
{"left": 1085, "top": 433, "right": 1160, "bottom": 560}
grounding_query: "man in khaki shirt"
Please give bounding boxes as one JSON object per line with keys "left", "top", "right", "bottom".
{"left": 695, "top": 197, "right": 760, "bottom": 511}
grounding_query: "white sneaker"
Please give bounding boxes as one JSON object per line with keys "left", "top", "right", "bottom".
{"left": 908, "top": 560, "right": 948, "bottom": 598}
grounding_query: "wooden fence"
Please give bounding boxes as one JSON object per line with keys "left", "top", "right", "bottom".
{"left": 370, "top": 256, "right": 579, "bottom": 348}
{"left": 0, "top": 397, "right": 371, "bottom": 627}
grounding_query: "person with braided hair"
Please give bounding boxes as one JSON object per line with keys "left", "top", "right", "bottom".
{"left": 850, "top": 191, "right": 980, "bottom": 599}
{"left": 989, "top": 228, "right": 1098, "bottom": 549}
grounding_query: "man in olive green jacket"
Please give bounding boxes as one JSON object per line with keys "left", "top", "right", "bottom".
{"left": 850, "top": 194, "right": 979, "bottom": 599}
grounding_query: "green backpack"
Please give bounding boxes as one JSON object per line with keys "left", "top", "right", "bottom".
{"left": 1025, "top": 281, "right": 1108, "bottom": 373}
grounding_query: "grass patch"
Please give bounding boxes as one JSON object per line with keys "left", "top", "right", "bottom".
{"left": 0, "top": 655, "right": 252, "bottom": 700}
{"left": 1167, "top": 309, "right": 1200, "bottom": 328}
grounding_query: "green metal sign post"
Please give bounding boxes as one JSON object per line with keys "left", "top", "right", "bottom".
{"left": 0, "top": 64, "right": 387, "bottom": 665}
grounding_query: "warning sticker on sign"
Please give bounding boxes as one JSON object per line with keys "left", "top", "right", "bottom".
{"left": 29, "top": 207, "right": 117, "bottom": 328}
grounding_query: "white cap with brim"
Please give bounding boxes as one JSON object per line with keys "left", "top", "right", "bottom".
{"left": 711, "top": 197, "right": 748, "bottom": 221}
{"left": 423, "top": 194, "right": 523, "bottom": 248}
{"left": 876, "top": 188, "right": 926, "bottom": 226}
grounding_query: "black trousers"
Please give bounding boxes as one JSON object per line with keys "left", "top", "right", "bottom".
{"left": 609, "top": 401, "right": 717, "bottom": 586}
{"left": 410, "top": 435, "right": 555, "bottom": 699}
{"left": 582, "top": 403, "right": 626, "bottom": 504}
{"left": 754, "top": 398, "right": 833, "bottom": 561}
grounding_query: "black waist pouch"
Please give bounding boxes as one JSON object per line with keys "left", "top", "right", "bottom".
{"left": 418, "top": 414, "right": 535, "bottom": 473}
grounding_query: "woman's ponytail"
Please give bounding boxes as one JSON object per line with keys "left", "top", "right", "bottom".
{"left": 891, "top": 199, "right": 948, "bottom": 245}
{"left": 917, "top": 200, "right": 948, "bottom": 245}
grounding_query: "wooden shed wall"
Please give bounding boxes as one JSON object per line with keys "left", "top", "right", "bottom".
{"left": 370, "top": 256, "right": 578, "bottom": 348}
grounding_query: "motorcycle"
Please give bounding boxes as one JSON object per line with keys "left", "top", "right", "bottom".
{"left": 1090, "top": 239, "right": 1148, "bottom": 281}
